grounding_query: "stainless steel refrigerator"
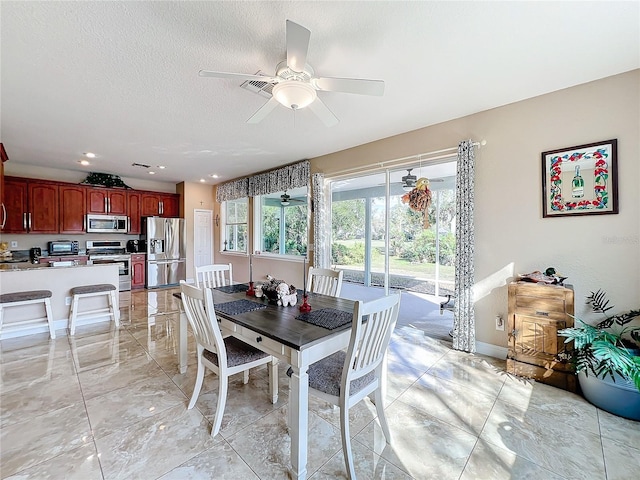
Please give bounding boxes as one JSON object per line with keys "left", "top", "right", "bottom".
{"left": 142, "top": 217, "right": 186, "bottom": 288}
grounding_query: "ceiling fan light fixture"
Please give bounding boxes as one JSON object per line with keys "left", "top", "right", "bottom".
{"left": 273, "top": 81, "right": 317, "bottom": 110}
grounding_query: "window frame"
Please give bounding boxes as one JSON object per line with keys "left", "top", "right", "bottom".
{"left": 252, "top": 188, "right": 309, "bottom": 260}
{"left": 221, "top": 197, "right": 249, "bottom": 254}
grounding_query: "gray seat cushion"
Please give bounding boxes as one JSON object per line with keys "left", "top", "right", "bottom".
{"left": 203, "top": 336, "right": 269, "bottom": 368}
{"left": 0, "top": 290, "right": 52, "bottom": 304}
{"left": 70, "top": 284, "right": 116, "bottom": 295}
{"left": 306, "top": 351, "right": 376, "bottom": 397}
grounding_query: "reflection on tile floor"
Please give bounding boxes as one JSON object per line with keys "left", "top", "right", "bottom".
{"left": 1, "top": 287, "right": 638, "bottom": 479}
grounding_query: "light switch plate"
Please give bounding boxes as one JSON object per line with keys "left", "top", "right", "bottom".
{"left": 10, "top": 241, "right": 18, "bottom": 248}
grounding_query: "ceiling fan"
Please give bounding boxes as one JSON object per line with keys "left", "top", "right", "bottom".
{"left": 199, "top": 20, "right": 385, "bottom": 127}
{"left": 401, "top": 169, "right": 418, "bottom": 191}
{"left": 280, "top": 191, "right": 305, "bottom": 206}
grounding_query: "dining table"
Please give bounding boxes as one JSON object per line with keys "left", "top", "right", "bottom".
{"left": 174, "top": 285, "right": 356, "bottom": 480}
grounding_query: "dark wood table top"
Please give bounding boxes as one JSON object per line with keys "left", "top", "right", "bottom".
{"left": 174, "top": 286, "right": 356, "bottom": 351}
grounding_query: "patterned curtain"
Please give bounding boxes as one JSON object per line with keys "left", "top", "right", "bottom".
{"left": 312, "top": 172, "right": 328, "bottom": 268}
{"left": 248, "top": 160, "right": 310, "bottom": 197}
{"left": 215, "top": 160, "right": 310, "bottom": 202}
{"left": 453, "top": 139, "right": 476, "bottom": 353}
{"left": 216, "top": 178, "right": 249, "bottom": 203}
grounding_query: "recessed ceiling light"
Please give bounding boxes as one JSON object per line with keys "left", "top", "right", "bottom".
{"left": 199, "top": 178, "right": 206, "bottom": 183}
{"left": 84, "top": 152, "right": 96, "bottom": 158}
{"left": 158, "top": 165, "right": 166, "bottom": 169}
{"left": 78, "top": 160, "right": 90, "bottom": 166}
{"left": 149, "top": 171, "right": 156, "bottom": 175}
{"left": 209, "top": 174, "right": 219, "bottom": 178}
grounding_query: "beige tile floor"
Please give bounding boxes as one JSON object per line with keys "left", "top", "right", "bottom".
{"left": 1, "top": 287, "right": 639, "bottom": 479}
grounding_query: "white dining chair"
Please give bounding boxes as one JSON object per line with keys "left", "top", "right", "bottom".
{"left": 307, "top": 267, "right": 344, "bottom": 297}
{"left": 180, "top": 281, "right": 278, "bottom": 437}
{"left": 195, "top": 263, "right": 233, "bottom": 288}
{"left": 306, "top": 293, "right": 401, "bottom": 479}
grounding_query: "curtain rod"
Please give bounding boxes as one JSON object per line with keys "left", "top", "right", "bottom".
{"left": 325, "top": 139, "right": 486, "bottom": 180}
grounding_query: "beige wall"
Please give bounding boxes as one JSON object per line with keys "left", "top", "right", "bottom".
{"left": 177, "top": 181, "right": 215, "bottom": 282}
{"left": 313, "top": 69, "right": 640, "bottom": 347}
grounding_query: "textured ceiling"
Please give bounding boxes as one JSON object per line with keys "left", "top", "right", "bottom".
{"left": 1, "top": 1, "right": 638, "bottom": 186}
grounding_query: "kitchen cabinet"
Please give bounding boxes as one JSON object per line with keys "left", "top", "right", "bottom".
{"left": 4, "top": 178, "right": 59, "bottom": 233}
{"left": 160, "top": 193, "right": 179, "bottom": 217}
{"left": 1, "top": 143, "right": 7, "bottom": 230}
{"left": 131, "top": 253, "right": 146, "bottom": 289}
{"left": 4, "top": 175, "right": 179, "bottom": 235}
{"left": 140, "top": 192, "right": 179, "bottom": 217}
{"left": 87, "top": 188, "right": 127, "bottom": 215}
{"left": 507, "top": 281, "right": 576, "bottom": 392}
{"left": 3, "top": 178, "right": 26, "bottom": 233}
{"left": 59, "top": 185, "right": 86, "bottom": 234}
{"left": 127, "top": 190, "right": 142, "bottom": 234}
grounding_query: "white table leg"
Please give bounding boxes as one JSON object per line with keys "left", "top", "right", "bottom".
{"left": 178, "top": 308, "right": 187, "bottom": 374}
{"left": 289, "top": 364, "right": 309, "bottom": 480}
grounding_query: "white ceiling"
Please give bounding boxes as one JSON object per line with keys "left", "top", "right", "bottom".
{"left": 1, "top": 1, "right": 638, "bottom": 186}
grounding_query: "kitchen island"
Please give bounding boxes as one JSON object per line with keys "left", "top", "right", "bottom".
{"left": 0, "top": 263, "right": 119, "bottom": 338}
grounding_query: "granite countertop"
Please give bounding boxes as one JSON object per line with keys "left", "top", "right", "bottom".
{"left": 0, "top": 263, "right": 113, "bottom": 272}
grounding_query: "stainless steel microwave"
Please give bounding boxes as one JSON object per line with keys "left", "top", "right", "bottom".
{"left": 86, "top": 214, "right": 129, "bottom": 233}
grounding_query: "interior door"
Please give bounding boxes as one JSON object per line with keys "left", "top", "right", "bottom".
{"left": 194, "top": 209, "right": 213, "bottom": 268}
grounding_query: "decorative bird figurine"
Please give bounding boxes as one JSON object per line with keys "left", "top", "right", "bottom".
{"left": 416, "top": 177, "right": 430, "bottom": 191}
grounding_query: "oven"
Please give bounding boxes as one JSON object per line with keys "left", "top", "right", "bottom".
{"left": 86, "top": 241, "right": 132, "bottom": 291}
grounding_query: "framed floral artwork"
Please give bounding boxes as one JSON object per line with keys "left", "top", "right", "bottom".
{"left": 542, "top": 139, "right": 618, "bottom": 217}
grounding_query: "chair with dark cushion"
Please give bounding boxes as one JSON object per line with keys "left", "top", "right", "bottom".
{"left": 180, "top": 281, "right": 278, "bottom": 437}
{"left": 306, "top": 293, "right": 401, "bottom": 479}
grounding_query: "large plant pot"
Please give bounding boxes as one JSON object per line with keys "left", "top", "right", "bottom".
{"left": 578, "top": 370, "right": 640, "bottom": 421}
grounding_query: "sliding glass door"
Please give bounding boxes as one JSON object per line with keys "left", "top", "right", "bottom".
{"left": 330, "top": 158, "right": 456, "bottom": 297}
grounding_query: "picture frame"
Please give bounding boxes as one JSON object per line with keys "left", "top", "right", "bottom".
{"left": 542, "top": 139, "right": 618, "bottom": 218}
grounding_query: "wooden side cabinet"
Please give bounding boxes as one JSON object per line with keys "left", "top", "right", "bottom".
{"left": 131, "top": 253, "right": 146, "bottom": 289}
{"left": 507, "top": 281, "right": 576, "bottom": 392}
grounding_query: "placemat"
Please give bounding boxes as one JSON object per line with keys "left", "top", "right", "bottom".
{"left": 214, "top": 299, "right": 267, "bottom": 316}
{"left": 296, "top": 308, "right": 352, "bottom": 330}
{"left": 214, "top": 284, "right": 249, "bottom": 294}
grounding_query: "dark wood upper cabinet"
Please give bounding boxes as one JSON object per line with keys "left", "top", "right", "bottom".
{"left": 27, "top": 182, "right": 59, "bottom": 233}
{"left": 4, "top": 175, "right": 179, "bottom": 234}
{"left": 160, "top": 193, "right": 179, "bottom": 217}
{"left": 3, "top": 178, "right": 28, "bottom": 233}
{"left": 59, "top": 184, "right": 86, "bottom": 234}
{"left": 140, "top": 192, "right": 161, "bottom": 217}
{"left": 87, "top": 188, "right": 128, "bottom": 215}
{"left": 140, "top": 192, "right": 180, "bottom": 218}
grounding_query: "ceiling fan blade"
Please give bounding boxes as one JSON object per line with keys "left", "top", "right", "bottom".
{"left": 286, "top": 20, "right": 311, "bottom": 73}
{"left": 313, "top": 77, "right": 385, "bottom": 96}
{"left": 199, "top": 70, "right": 278, "bottom": 83}
{"left": 308, "top": 97, "right": 339, "bottom": 127}
{"left": 246, "top": 97, "right": 280, "bottom": 124}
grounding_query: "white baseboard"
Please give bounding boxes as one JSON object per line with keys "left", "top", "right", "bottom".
{"left": 476, "top": 341, "right": 508, "bottom": 359}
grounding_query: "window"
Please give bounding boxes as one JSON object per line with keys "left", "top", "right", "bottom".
{"left": 223, "top": 198, "right": 248, "bottom": 253}
{"left": 255, "top": 186, "right": 308, "bottom": 256}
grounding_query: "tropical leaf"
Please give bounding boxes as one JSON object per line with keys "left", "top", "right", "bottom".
{"left": 587, "top": 289, "right": 614, "bottom": 315}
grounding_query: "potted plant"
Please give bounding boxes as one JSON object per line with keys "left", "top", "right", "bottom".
{"left": 558, "top": 290, "right": 640, "bottom": 420}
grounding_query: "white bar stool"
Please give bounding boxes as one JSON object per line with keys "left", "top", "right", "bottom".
{"left": 0, "top": 290, "right": 56, "bottom": 339}
{"left": 68, "top": 284, "right": 119, "bottom": 335}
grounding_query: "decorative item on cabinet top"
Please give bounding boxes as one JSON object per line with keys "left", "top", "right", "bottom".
{"left": 81, "top": 172, "right": 131, "bottom": 189}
